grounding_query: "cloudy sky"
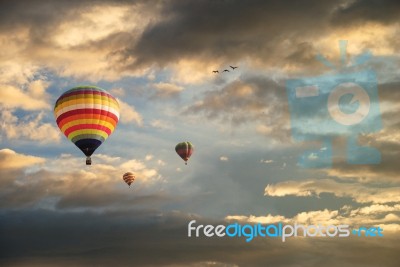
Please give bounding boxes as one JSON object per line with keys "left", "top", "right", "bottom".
{"left": 1, "top": 0, "right": 400, "bottom": 266}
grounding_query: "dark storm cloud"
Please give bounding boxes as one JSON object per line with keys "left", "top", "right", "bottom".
{"left": 379, "top": 81, "right": 400, "bottom": 103}
{"left": 56, "top": 191, "right": 175, "bottom": 209}
{"left": 285, "top": 42, "right": 320, "bottom": 67}
{"left": 326, "top": 133, "right": 400, "bottom": 183}
{"left": 1, "top": 209, "right": 399, "bottom": 267}
{"left": 0, "top": 0, "right": 139, "bottom": 27}
{"left": 331, "top": 0, "right": 400, "bottom": 26}
{"left": 0, "top": 169, "right": 52, "bottom": 208}
{"left": 130, "top": 0, "right": 339, "bottom": 68}
{"left": 2, "top": 0, "right": 399, "bottom": 73}
{"left": 127, "top": 0, "right": 400, "bottom": 70}
{"left": 0, "top": 0, "right": 72, "bottom": 29}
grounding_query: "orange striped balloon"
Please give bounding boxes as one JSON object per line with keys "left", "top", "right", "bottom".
{"left": 54, "top": 86, "right": 120, "bottom": 165}
{"left": 123, "top": 172, "right": 135, "bottom": 186}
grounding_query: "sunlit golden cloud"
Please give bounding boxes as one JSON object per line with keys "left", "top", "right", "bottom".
{"left": 264, "top": 179, "right": 400, "bottom": 204}
{"left": 0, "top": 148, "right": 45, "bottom": 169}
{"left": 0, "top": 83, "right": 50, "bottom": 110}
{"left": 226, "top": 204, "right": 400, "bottom": 233}
{"left": 0, "top": 150, "right": 166, "bottom": 210}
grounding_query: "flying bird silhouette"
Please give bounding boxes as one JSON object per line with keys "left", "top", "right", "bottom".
{"left": 230, "top": 66, "right": 238, "bottom": 70}
{"left": 212, "top": 70, "right": 219, "bottom": 73}
{"left": 223, "top": 69, "right": 230, "bottom": 72}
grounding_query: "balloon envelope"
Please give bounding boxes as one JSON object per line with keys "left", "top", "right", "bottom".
{"left": 175, "top": 141, "right": 194, "bottom": 165}
{"left": 54, "top": 86, "right": 120, "bottom": 164}
{"left": 123, "top": 172, "right": 135, "bottom": 186}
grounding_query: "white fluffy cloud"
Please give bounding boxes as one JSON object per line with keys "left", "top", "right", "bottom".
{"left": 170, "top": 58, "right": 223, "bottom": 85}
{"left": 145, "top": 154, "right": 154, "bottom": 161}
{"left": 110, "top": 87, "right": 126, "bottom": 97}
{"left": 0, "top": 108, "right": 61, "bottom": 143}
{"left": 260, "top": 159, "right": 273, "bottom": 164}
{"left": 93, "top": 154, "right": 121, "bottom": 164}
{"left": 157, "top": 159, "right": 166, "bottom": 166}
{"left": 150, "top": 119, "right": 173, "bottom": 130}
{"left": 152, "top": 82, "right": 184, "bottom": 98}
{"left": 117, "top": 99, "right": 143, "bottom": 126}
{"left": 220, "top": 156, "right": 229, "bottom": 161}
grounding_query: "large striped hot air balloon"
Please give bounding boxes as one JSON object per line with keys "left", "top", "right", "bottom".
{"left": 54, "top": 86, "right": 120, "bottom": 165}
{"left": 175, "top": 141, "right": 194, "bottom": 165}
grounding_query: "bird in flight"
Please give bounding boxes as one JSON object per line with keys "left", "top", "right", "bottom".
{"left": 230, "top": 66, "right": 238, "bottom": 70}
{"left": 223, "top": 69, "right": 230, "bottom": 72}
{"left": 212, "top": 70, "right": 219, "bottom": 73}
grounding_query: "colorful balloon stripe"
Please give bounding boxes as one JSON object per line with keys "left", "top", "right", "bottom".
{"left": 64, "top": 124, "right": 112, "bottom": 137}
{"left": 57, "top": 114, "right": 117, "bottom": 130}
{"left": 54, "top": 100, "right": 119, "bottom": 115}
{"left": 56, "top": 109, "right": 119, "bottom": 125}
{"left": 55, "top": 105, "right": 119, "bottom": 119}
{"left": 60, "top": 88, "right": 118, "bottom": 101}
{"left": 60, "top": 119, "right": 115, "bottom": 133}
{"left": 54, "top": 95, "right": 119, "bottom": 111}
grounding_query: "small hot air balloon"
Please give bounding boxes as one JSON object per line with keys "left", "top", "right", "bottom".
{"left": 54, "top": 86, "right": 120, "bottom": 165}
{"left": 175, "top": 141, "right": 194, "bottom": 165}
{"left": 123, "top": 172, "right": 135, "bottom": 187}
